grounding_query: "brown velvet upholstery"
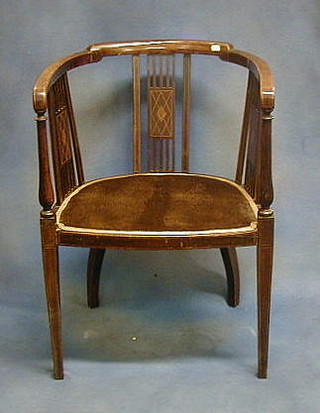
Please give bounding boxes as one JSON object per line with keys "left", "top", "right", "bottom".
{"left": 57, "top": 173, "right": 257, "bottom": 234}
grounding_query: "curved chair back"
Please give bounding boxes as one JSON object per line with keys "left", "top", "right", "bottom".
{"left": 34, "top": 40, "right": 274, "bottom": 211}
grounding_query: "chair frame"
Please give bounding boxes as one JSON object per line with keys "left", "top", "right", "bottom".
{"left": 33, "top": 40, "right": 275, "bottom": 379}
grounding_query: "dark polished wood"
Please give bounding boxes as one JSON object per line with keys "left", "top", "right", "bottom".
{"left": 47, "top": 73, "right": 84, "bottom": 203}
{"left": 34, "top": 40, "right": 275, "bottom": 379}
{"left": 36, "top": 114, "right": 55, "bottom": 211}
{"left": 182, "top": 54, "right": 191, "bottom": 172}
{"left": 257, "top": 212, "right": 274, "bottom": 378}
{"left": 132, "top": 55, "right": 142, "bottom": 173}
{"left": 87, "top": 248, "right": 105, "bottom": 308}
{"left": 40, "top": 216, "right": 63, "bottom": 379}
{"left": 220, "top": 248, "right": 240, "bottom": 308}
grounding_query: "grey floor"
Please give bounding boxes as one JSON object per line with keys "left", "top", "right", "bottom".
{"left": 1, "top": 0, "right": 320, "bottom": 411}
{"left": 2, "top": 246, "right": 320, "bottom": 413}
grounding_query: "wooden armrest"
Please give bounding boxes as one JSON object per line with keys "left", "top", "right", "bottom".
{"left": 33, "top": 51, "right": 101, "bottom": 113}
{"left": 222, "top": 49, "right": 275, "bottom": 110}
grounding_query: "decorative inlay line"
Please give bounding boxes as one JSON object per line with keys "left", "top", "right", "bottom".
{"left": 149, "top": 87, "right": 175, "bottom": 138}
{"left": 56, "top": 110, "right": 72, "bottom": 165}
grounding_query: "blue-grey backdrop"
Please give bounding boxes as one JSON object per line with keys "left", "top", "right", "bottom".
{"left": 1, "top": 1, "right": 320, "bottom": 412}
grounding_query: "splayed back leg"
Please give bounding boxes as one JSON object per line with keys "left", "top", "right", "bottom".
{"left": 220, "top": 248, "right": 240, "bottom": 307}
{"left": 87, "top": 248, "right": 105, "bottom": 308}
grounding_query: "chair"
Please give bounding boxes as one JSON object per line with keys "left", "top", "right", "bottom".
{"left": 33, "top": 40, "right": 275, "bottom": 379}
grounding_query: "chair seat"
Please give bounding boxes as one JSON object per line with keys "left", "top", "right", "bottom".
{"left": 57, "top": 173, "right": 258, "bottom": 236}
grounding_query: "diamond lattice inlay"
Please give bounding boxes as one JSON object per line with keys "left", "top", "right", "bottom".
{"left": 56, "top": 109, "right": 72, "bottom": 164}
{"left": 149, "top": 88, "right": 175, "bottom": 138}
{"left": 157, "top": 106, "right": 167, "bottom": 121}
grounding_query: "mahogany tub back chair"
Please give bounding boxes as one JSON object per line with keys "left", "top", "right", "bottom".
{"left": 33, "top": 40, "right": 275, "bottom": 379}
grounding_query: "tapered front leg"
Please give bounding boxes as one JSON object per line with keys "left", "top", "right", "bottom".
{"left": 40, "top": 215, "right": 63, "bottom": 379}
{"left": 220, "top": 248, "right": 240, "bottom": 307}
{"left": 257, "top": 212, "right": 274, "bottom": 378}
{"left": 87, "top": 248, "right": 105, "bottom": 308}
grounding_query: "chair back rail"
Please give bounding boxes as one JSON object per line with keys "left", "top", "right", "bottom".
{"left": 33, "top": 40, "right": 274, "bottom": 211}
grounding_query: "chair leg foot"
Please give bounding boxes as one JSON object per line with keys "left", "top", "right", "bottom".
{"left": 220, "top": 248, "right": 240, "bottom": 307}
{"left": 53, "top": 366, "right": 64, "bottom": 380}
{"left": 257, "top": 214, "right": 274, "bottom": 379}
{"left": 257, "top": 371, "right": 268, "bottom": 379}
{"left": 87, "top": 248, "right": 105, "bottom": 308}
{"left": 41, "top": 217, "right": 63, "bottom": 379}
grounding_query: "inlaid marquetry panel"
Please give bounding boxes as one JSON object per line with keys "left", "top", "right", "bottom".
{"left": 55, "top": 109, "right": 73, "bottom": 164}
{"left": 149, "top": 88, "right": 175, "bottom": 138}
{"left": 48, "top": 73, "right": 83, "bottom": 202}
{"left": 132, "top": 53, "right": 191, "bottom": 173}
{"left": 145, "top": 55, "right": 176, "bottom": 172}
{"left": 147, "top": 55, "right": 176, "bottom": 172}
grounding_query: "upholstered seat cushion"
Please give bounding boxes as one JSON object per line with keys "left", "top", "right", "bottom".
{"left": 57, "top": 173, "right": 257, "bottom": 235}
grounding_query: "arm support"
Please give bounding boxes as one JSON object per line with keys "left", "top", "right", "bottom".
{"left": 224, "top": 50, "right": 275, "bottom": 210}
